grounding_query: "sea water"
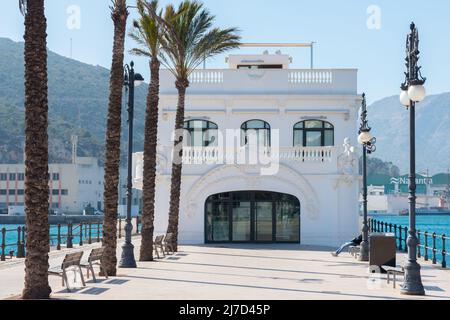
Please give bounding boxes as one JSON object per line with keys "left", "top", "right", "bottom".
{"left": 0, "top": 224, "right": 103, "bottom": 256}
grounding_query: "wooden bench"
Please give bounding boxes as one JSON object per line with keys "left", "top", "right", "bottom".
{"left": 164, "top": 233, "right": 175, "bottom": 255}
{"left": 48, "top": 251, "right": 86, "bottom": 292}
{"left": 81, "top": 247, "right": 108, "bottom": 283}
{"left": 153, "top": 235, "right": 166, "bottom": 259}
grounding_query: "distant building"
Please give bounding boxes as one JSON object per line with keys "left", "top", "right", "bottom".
{"left": 0, "top": 157, "right": 142, "bottom": 215}
{"left": 366, "top": 173, "right": 450, "bottom": 214}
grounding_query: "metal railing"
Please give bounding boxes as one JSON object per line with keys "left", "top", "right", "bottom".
{"left": 1, "top": 216, "right": 141, "bottom": 261}
{"left": 370, "top": 218, "right": 448, "bottom": 269}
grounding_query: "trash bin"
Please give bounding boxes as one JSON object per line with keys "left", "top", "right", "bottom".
{"left": 369, "top": 233, "right": 396, "bottom": 272}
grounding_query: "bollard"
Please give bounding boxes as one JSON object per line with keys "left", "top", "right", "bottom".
{"left": 79, "top": 223, "right": 83, "bottom": 246}
{"left": 57, "top": 224, "right": 61, "bottom": 250}
{"left": 97, "top": 222, "right": 101, "bottom": 242}
{"left": 118, "top": 218, "right": 122, "bottom": 239}
{"left": 398, "top": 226, "right": 402, "bottom": 251}
{"left": 1, "top": 228, "right": 6, "bottom": 261}
{"left": 424, "top": 231, "right": 429, "bottom": 261}
{"left": 66, "top": 223, "right": 73, "bottom": 249}
{"left": 377, "top": 221, "right": 380, "bottom": 232}
{"left": 88, "top": 223, "right": 92, "bottom": 244}
{"left": 389, "top": 223, "right": 392, "bottom": 233}
{"left": 442, "top": 235, "right": 447, "bottom": 269}
{"left": 16, "top": 227, "right": 25, "bottom": 258}
{"left": 432, "top": 232, "right": 437, "bottom": 264}
{"left": 417, "top": 230, "right": 421, "bottom": 258}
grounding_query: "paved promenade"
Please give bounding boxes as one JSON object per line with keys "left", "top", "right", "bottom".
{"left": 1, "top": 238, "right": 449, "bottom": 300}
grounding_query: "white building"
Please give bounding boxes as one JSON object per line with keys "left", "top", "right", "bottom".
{"left": 133, "top": 52, "right": 362, "bottom": 247}
{"left": 0, "top": 157, "right": 141, "bottom": 215}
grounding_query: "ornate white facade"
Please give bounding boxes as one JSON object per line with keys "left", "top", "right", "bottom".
{"left": 133, "top": 52, "right": 362, "bottom": 247}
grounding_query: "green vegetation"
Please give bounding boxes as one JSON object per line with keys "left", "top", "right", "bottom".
{"left": 0, "top": 37, "right": 148, "bottom": 164}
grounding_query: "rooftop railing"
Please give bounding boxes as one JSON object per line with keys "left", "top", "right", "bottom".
{"left": 160, "top": 68, "right": 357, "bottom": 95}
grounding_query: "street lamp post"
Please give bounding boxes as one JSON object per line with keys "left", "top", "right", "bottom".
{"left": 119, "top": 61, "right": 144, "bottom": 268}
{"left": 358, "top": 93, "right": 376, "bottom": 262}
{"left": 399, "top": 22, "right": 426, "bottom": 296}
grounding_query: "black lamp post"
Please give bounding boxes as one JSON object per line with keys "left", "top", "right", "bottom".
{"left": 399, "top": 22, "right": 426, "bottom": 296}
{"left": 119, "top": 61, "right": 144, "bottom": 268}
{"left": 357, "top": 93, "right": 376, "bottom": 262}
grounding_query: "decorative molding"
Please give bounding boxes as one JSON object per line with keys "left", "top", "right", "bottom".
{"left": 182, "top": 164, "right": 320, "bottom": 221}
{"left": 232, "top": 108, "right": 280, "bottom": 115}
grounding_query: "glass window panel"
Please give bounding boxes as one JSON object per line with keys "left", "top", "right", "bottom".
{"left": 305, "top": 120, "right": 323, "bottom": 128}
{"left": 206, "top": 201, "right": 229, "bottom": 242}
{"left": 324, "top": 122, "right": 333, "bottom": 129}
{"left": 255, "top": 202, "right": 273, "bottom": 241}
{"left": 294, "top": 122, "right": 304, "bottom": 129}
{"left": 306, "top": 131, "right": 322, "bottom": 147}
{"left": 293, "top": 130, "right": 303, "bottom": 146}
{"left": 276, "top": 200, "right": 300, "bottom": 242}
{"left": 232, "top": 201, "right": 251, "bottom": 241}
{"left": 324, "top": 130, "right": 334, "bottom": 146}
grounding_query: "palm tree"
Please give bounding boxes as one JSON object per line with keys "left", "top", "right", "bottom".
{"left": 149, "top": 0, "right": 240, "bottom": 251}
{"left": 20, "top": 0, "right": 52, "bottom": 300}
{"left": 128, "top": 0, "right": 164, "bottom": 261}
{"left": 102, "top": 0, "right": 128, "bottom": 276}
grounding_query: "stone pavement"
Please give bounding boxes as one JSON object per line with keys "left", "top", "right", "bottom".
{"left": 1, "top": 238, "right": 449, "bottom": 300}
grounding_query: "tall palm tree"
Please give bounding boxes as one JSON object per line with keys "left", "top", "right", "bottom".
{"left": 149, "top": 0, "right": 240, "bottom": 251}
{"left": 20, "top": 0, "right": 52, "bottom": 300}
{"left": 102, "top": 0, "right": 128, "bottom": 276}
{"left": 128, "top": 0, "right": 163, "bottom": 261}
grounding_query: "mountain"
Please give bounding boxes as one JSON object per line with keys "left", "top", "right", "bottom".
{"left": 0, "top": 37, "right": 148, "bottom": 164}
{"left": 369, "top": 92, "right": 450, "bottom": 175}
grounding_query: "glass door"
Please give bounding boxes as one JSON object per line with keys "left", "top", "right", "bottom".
{"left": 255, "top": 201, "right": 273, "bottom": 241}
{"left": 232, "top": 200, "right": 251, "bottom": 241}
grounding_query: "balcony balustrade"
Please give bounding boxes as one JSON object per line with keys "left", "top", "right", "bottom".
{"left": 181, "top": 146, "right": 335, "bottom": 165}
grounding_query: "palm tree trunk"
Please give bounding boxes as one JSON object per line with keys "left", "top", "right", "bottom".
{"left": 102, "top": 1, "right": 128, "bottom": 276}
{"left": 139, "top": 57, "right": 160, "bottom": 261}
{"left": 22, "top": 0, "right": 52, "bottom": 300}
{"left": 167, "top": 78, "right": 189, "bottom": 252}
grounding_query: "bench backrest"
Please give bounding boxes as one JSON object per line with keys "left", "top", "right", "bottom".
{"left": 165, "top": 233, "right": 173, "bottom": 243}
{"left": 88, "top": 247, "right": 105, "bottom": 263}
{"left": 62, "top": 251, "right": 83, "bottom": 269}
{"left": 154, "top": 235, "right": 164, "bottom": 245}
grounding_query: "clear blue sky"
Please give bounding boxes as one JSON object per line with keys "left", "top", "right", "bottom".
{"left": 1, "top": 0, "right": 448, "bottom": 103}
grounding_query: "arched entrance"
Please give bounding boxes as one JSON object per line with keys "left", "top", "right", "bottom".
{"left": 205, "top": 191, "right": 300, "bottom": 243}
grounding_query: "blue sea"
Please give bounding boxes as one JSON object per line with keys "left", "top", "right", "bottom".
{"left": 0, "top": 224, "right": 103, "bottom": 256}
{"left": 370, "top": 214, "right": 450, "bottom": 264}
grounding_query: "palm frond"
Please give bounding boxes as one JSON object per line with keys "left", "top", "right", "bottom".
{"left": 19, "top": 0, "right": 27, "bottom": 16}
{"left": 148, "top": 0, "right": 241, "bottom": 80}
{"left": 129, "top": 0, "right": 163, "bottom": 59}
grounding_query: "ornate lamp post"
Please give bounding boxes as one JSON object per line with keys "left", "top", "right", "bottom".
{"left": 357, "top": 93, "right": 376, "bottom": 262}
{"left": 119, "top": 61, "right": 144, "bottom": 268}
{"left": 399, "top": 22, "right": 426, "bottom": 295}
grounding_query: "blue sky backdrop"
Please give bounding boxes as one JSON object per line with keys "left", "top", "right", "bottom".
{"left": 0, "top": 0, "right": 448, "bottom": 103}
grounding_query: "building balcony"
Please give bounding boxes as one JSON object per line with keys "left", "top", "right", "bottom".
{"left": 159, "top": 68, "right": 357, "bottom": 96}
{"left": 181, "top": 146, "right": 336, "bottom": 165}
